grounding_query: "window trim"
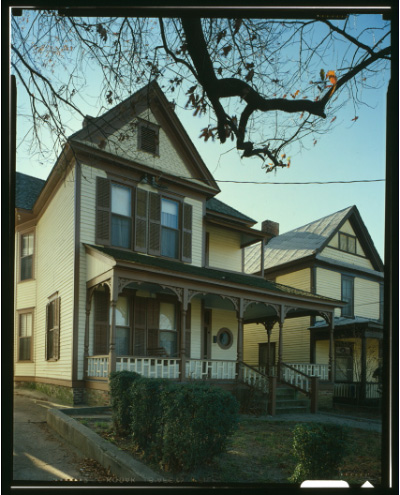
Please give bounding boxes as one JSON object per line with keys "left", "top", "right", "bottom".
{"left": 216, "top": 327, "right": 234, "bottom": 350}
{"left": 19, "top": 231, "right": 35, "bottom": 282}
{"left": 338, "top": 232, "right": 357, "bottom": 255}
{"left": 46, "top": 293, "right": 60, "bottom": 361}
{"left": 341, "top": 275, "right": 354, "bottom": 318}
{"left": 17, "top": 309, "right": 34, "bottom": 362}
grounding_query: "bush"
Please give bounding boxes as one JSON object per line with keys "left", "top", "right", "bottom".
{"left": 109, "top": 371, "right": 141, "bottom": 434}
{"left": 129, "top": 377, "right": 171, "bottom": 453}
{"left": 158, "top": 382, "right": 239, "bottom": 472}
{"left": 289, "top": 423, "right": 349, "bottom": 483}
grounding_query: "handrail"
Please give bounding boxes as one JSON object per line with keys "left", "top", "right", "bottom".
{"left": 281, "top": 362, "right": 310, "bottom": 378}
{"left": 280, "top": 362, "right": 312, "bottom": 398}
{"left": 239, "top": 361, "right": 270, "bottom": 379}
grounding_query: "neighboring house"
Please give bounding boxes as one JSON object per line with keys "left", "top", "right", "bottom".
{"left": 244, "top": 207, "right": 384, "bottom": 405}
{"left": 14, "top": 81, "right": 343, "bottom": 406}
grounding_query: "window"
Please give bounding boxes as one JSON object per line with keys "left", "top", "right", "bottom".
{"left": 341, "top": 275, "right": 354, "bottom": 317}
{"left": 138, "top": 121, "right": 159, "bottom": 155}
{"left": 96, "top": 178, "right": 192, "bottom": 261}
{"left": 161, "top": 198, "right": 179, "bottom": 259}
{"left": 339, "top": 232, "right": 356, "bottom": 254}
{"left": 18, "top": 312, "right": 33, "bottom": 361}
{"left": 115, "top": 296, "right": 130, "bottom": 355}
{"left": 159, "top": 302, "right": 178, "bottom": 357}
{"left": 20, "top": 232, "right": 34, "bottom": 280}
{"left": 216, "top": 327, "right": 233, "bottom": 350}
{"left": 46, "top": 295, "right": 60, "bottom": 360}
{"left": 111, "top": 184, "right": 132, "bottom": 248}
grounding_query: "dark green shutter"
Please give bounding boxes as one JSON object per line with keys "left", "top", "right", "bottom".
{"left": 182, "top": 203, "right": 192, "bottom": 262}
{"left": 148, "top": 193, "right": 161, "bottom": 255}
{"left": 185, "top": 303, "right": 191, "bottom": 358}
{"left": 135, "top": 189, "right": 148, "bottom": 252}
{"left": 94, "top": 291, "right": 109, "bottom": 355}
{"left": 96, "top": 177, "right": 111, "bottom": 245}
{"left": 134, "top": 297, "right": 147, "bottom": 355}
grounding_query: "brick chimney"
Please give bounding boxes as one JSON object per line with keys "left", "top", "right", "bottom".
{"left": 82, "top": 115, "right": 94, "bottom": 127}
{"left": 261, "top": 219, "right": 279, "bottom": 238}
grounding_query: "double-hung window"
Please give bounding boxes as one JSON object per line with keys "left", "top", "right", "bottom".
{"left": 341, "top": 275, "right": 354, "bottom": 317}
{"left": 111, "top": 184, "right": 132, "bottom": 248}
{"left": 161, "top": 198, "right": 179, "bottom": 259}
{"left": 18, "top": 312, "right": 33, "bottom": 361}
{"left": 20, "top": 232, "right": 34, "bottom": 280}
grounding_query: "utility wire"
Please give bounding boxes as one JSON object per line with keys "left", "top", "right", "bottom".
{"left": 183, "top": 177, "right": 385, "bottom": 185}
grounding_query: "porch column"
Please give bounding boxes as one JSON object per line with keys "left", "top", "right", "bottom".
{"left": 236, "top": 298, "right": 244, "bottom": 381}
{"left": 328, "top": 313, "right": 335, "bottom": 383}
{"left": 360, "top": 333, "right": 367, "bottom": 402}
{"left": 84, "top": 296, "right": 91, "bottom": 378}
{"left": 179, "top": 288, "right": 189, "bottom": 382}
{"left": 262, "top": 319, "right": 275, "bottom": 376}
{"left": 109, "top": 300, "right": 117, "bottom": 375}
{"left": 277, "top": 320, "right": 284, "bottom": 380}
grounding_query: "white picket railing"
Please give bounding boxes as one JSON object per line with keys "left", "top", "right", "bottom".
{"left": 186, "top": 359, "right": 237, "bottom": 380}
{"left": 116, "top": 357, "right": 181, "bottom": 379}
{"left": 281, "top": 363, "right": 311, "bottom": 393}
{"left": 87, "top": 356, "right": 109, "bottom": 378}
{"left": 241, "top": 363, "right": 269, "bottom": 393}
{"left": 285, "top": 363, "right": 329, "bottom": 381}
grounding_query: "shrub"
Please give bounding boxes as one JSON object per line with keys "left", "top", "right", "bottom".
{"left": 109, "top": 370, "right": 141, "bottom": 434}
{"left": 129, "top": 377, "right": 171, "bottom": 453}
{"left": 159, "top": 382, "right": 239, "bottom": 472}
{"left": 289, "top": 423, "right": 349, "bottom": 483}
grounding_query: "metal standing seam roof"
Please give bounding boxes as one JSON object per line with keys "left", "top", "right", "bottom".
{"left": 206, "top": 197, "right": 256, "bottom": 224}
{"left": 86, "top": 244, "right": 341, "bottom": 304}
{"left": 15, "top": 172, "right": 46, "bottom": 210}
{"left": 246, "top": 206, "right": 354, "bottom": 273}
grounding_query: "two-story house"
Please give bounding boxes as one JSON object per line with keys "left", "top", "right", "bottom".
{"left": 244, "top": 207, "right": 384, "bottom": 406}
{"left": 14, "top": 81, "right": 343, "bottom": 407}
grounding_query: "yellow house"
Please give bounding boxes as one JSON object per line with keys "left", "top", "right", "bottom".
{"left": 244, "top": 207, "right": 384, "bottom": 406}
{"left": 14, "top": 82, "right": 343, "bottom": 408}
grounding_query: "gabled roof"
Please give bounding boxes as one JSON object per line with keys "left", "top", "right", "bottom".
{"left": 15, "top": 172, "right": 46, "bottom": 210}
{"left": 246, "top": 205, "right": 383, "bottom": 274}
{"left": 69, "top": 81, "right": 220, "bottom": 196}
{"left": 206, "top": 197, "right": 256, "bottom": 225}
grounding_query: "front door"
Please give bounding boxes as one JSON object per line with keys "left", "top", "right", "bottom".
{"left": 259, "top": 342, "right": 276, "bottom": 374}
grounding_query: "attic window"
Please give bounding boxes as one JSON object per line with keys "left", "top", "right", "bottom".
{"left": 138, "top": 121, "right": 159, "bottom": 155}
{"left": 339, "top": 232, "right": 356, "bottom": 254}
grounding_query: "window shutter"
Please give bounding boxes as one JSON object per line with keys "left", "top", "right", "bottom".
{"left": 147, "top": 299, "right": 160, "bottom": 352}
{"left": 185, "top": 303, "right": 191, "bottom": 358}
{"left": 94, "top": 291, "right": 109, "bottom": 354}
{"left": 54, "top": 297, "right": 60, "bottom": 360}
{"left": 135, "top": 188, "right": 148, "bottom": 252}
{"left": 139, "top": 125, "right": 158, "bottom": 154}
{"left": 181, "top": 203, "right": 192, "bottom": 262}
{"left": 148, "top": 193, "right": 161, "bottom": 255}
{"left": 96, "top": 177, "right": 111, "bottom": 245}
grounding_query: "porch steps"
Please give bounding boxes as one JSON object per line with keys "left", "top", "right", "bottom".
{"left": 275, "top": 385, "right": 310, "bottom": 415}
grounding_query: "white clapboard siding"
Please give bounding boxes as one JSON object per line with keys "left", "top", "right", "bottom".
{"left": 315, "top": 268, "right": 342, "bottom": 318}
{"left": 276, "top": 268, "right": 311, "bottom": 292}
{"left": 207, "top": 225, "right": 242, "bottom": 272}
{"left": 210, "top": 308, "right": 238, "bottom": 361}
{"left": 243, "top": 322, "right": 273, "bottom": 366}
{"left": 28, "top": 168, "right": 76, "bottom": 381}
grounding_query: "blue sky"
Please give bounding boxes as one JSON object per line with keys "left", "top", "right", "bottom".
{"left": 14, "top": 14, "right": 389, "bottom": 261}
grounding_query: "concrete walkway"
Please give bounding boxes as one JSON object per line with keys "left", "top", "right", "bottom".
{"left": 13, "top": 389, "right": 92, "bottom": 481}
{"left": 240, "top": 411, "right": 382, "bottom": 432}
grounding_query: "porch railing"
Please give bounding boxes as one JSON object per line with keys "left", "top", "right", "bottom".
{"left": 185, "top": 359, "right": 237, "bottom": 380}
{"left": 86, "top": 356, "right": 237, "bottom": 381}
{"left": 334, "top": 382, "right": 381, "bottom": 400}
{"left": 87, "top": 355, "right": 109, "bottom": 378}
{"left": 117, "top": 357, "right": 181, "bottom": 379}
{"left": 280, "top": 362, "right": 312, "bottom": 393}
{"left": 284, "top": 363, "right": 329, "bottom": 381}
{"left": 240, "top": 362, "right": 269, "bottom": 394}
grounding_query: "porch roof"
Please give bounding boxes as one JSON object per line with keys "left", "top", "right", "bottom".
{"left": 310, "top": 316, "right": 383, "bottom": 330}
{"left": 85, "top": 244, "right": 342, "bottom": 306}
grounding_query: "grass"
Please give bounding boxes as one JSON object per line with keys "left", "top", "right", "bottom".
{"left": 78, "top": 416, "right": 381, "bottom": 484}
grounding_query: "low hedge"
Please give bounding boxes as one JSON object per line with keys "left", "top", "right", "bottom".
{"left": 159, "top": 382, "right": 239, "bottom": 471}
{"left": 110, "top": 375, "right": 239, "bottom": 472}
{"left": 109, "top": 371, "right": 141, "bottom": 434}
{"left": 289, "top": 423, "right": 349, "bottom": 482}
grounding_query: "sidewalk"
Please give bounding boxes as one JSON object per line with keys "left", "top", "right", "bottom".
{"left": 12, "top": 389, "right": 110, "bottom": 482}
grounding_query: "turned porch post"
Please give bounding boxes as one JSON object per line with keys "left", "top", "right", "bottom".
{"left": 84, "top": 291, "right": 92, "bottom": 378}
{"left": 277, "top": 319, "right": 284, "bottom": 380}
{"left": 109, "top": 300, "right": 117, "bottom": 375}
{"left": 179, "top": 288, "right": 189, "bottom": 382}
{"left": 236, "top": 298, "right": 244, "bottom": 381}
{"left": 360, "top": 332, "right": 367, "bottom": 402}
{"left": 262, "top": 318, "right": 276, "bottom": 376}
{"left": 328, "top": 313, "right": 335, "bottom": 383}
